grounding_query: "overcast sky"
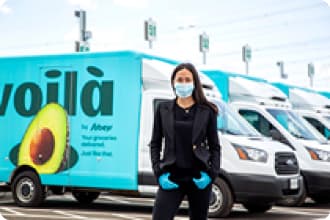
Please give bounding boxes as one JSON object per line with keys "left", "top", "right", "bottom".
{"left": 1, "top": 0, "right": 330, "bottom": 90}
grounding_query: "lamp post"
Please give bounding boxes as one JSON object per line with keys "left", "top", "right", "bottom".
{"left": 242, "top": 44, "right": 251, "bottom": 75}
{"left": 199, "top": 32, "right": 209, "bottom": 65}
{"left": 277, "top": 61, "right": 288, "bottom": 79}
{"left": 144, "top": 18, "right": 157, "bottom": 49}
{"left": 308, "top": 63, "right": 315, "bottom": 87}
{"left": 74, "top": 10, "right": 92, "bottom": 52}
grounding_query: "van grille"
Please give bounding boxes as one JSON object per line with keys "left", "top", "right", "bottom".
{"left": 275, "top": 152, "right": 299, "bottom": 175}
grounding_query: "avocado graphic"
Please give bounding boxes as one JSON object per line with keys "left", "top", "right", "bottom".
{"left": 18, "top": 103, "right": 69, "bottom": 174}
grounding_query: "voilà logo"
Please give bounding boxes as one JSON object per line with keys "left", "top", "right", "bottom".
{"left": 0, "top": 66, "right": 113, "bottom": 117}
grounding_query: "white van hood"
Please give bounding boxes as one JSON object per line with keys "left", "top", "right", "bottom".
{"left": 298, "top": 139, "right": 330, "bottom": 151}
{"left": 221, "top": 133, "right": 294, "bottom": 153}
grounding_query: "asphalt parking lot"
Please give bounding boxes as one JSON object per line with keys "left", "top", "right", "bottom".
{"left": 0, "top": 192, "right": 329, "bottom": 220}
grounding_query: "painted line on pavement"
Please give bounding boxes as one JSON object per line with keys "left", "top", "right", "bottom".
{"left": 0, "top": 207, "right": 24, "bottom": 216}
{"left": 271, "top": 207, "right": 328, "bottom": 217}
{"left": 53, "top": 210, "right": 88, "bottom": 219}
{"left": 111, "top": 213, "right": 146, "bottom": 220}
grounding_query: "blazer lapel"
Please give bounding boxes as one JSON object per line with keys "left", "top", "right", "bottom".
{"left": 192, "top": 105, "right": 209, "bottom": 144}
{"left": 163, "top": 100, "right": 175, "bottom": 141}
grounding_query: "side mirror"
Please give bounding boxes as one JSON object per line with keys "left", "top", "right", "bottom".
{"left": 270, "top": 129, "right": 292, "bottom": 147}
{"left": 325, "top": 129, "right": 330, "bottom": 140}
{"left": 270, "top": 129, "right": 282, "bottom": 141}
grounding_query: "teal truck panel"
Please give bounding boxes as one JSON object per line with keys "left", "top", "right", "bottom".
{"left": 202, "top": 70, "right": 267, "bottom": 102}
{"left": 0, "top": 51, "right": 142, "bottom": 190}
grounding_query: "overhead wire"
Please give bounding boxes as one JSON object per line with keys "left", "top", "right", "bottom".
{"left": 162, "top": 2, "right": 325, "bottom": 34}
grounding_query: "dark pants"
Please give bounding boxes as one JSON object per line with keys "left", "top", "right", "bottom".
{"left": 152, "top": 181, "right": 212, "bottom": 220}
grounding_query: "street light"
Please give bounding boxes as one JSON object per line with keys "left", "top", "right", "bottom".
{"left": 144, "top": 18, "right": 157, "bottom": 49}
{"left": 242, "top": 44, "right": 251, "bottom": 75}
{"left": 74, "top": 10, "right": 92, "bottom": 52}
{"left": 199, "top": 32, "right": 209, "bottom": 64}
{"left": 308, "top": 63, "right": 315, "bottom": 87}
{"left": 276, "top": 61, "right": 288, "bottom": 79}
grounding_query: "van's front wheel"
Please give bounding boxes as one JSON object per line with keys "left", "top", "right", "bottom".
{"left": 242, "top": 203, "right": 272, "bottom": 213}
{"left": 208, "top": 178, "right": 233, "bottom": 218}
{"left": 310, "top": 194, "right": 330, "bottom": 204}
{"left": 11, "top": 171, "right": 45, "bottom": 207}
{"left": 72, "top": 191, "right": 100, "bottom": 204}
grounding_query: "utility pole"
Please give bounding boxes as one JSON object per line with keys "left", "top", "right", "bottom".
{"left": 74, "top": 10, "right": 92, "bottom": 52}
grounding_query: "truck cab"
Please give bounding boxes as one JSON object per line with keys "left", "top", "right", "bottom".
{"left": 226, "top": 76, "right": 330, "bottom": 205}
{"left": 272, "top": 84, "right": 330, "bottom": 140}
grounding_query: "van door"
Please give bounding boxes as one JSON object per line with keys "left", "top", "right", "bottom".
{"left": 238, "top": 109, "right": 291, "bottom": 146}
{"left": 138, "top": 91, "right": 172, "bottom": 192}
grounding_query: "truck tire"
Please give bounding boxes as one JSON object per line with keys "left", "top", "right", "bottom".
{"left": 310, "top": 194, "right": 330, "bottom": 204}
{"left": 72, "top": 191, "right": 100, "bottom": 204}
{"left": 242, "top": 203, "right": 272, "bottom": 213}
{"left": 276, "top": 180, "right": 306, "bottom": 207}
{"left": 11, "top": 170, "right": 45, "bottom": 207}
{"left": 208, "top": 178, "right": 233, "bottom": 218}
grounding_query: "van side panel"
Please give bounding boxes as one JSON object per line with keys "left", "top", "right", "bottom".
{"left": 0, "top": 51, "right": 141, "bottom": 190}
{"left": 203, "top": 70, "right": 229, "bottom": 102}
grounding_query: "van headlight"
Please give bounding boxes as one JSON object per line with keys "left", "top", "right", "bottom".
{"left": 305, "top": 147, "right": 330, "bottom": 162}
{"left": 232, "top": 144, "right": 268, "bottom": 163}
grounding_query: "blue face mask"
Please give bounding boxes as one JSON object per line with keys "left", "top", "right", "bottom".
{"left": 174, "top": 82, "right": 194, "bottom": 98}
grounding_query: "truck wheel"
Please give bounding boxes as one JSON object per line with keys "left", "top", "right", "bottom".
{"left": 72, "top": 191, "right": 100, "bottom": 204}
{"left": 276, "top": 180, "right": 306, "bottom": 207}
{"left": 243, "top": 203, "right": 272, "bottom": 213}
{"left": 242, "top": 203, "right": 272, "bottom": 213}
{"left": 50, "top": 186, "right": 65, "bottom": 195}
{"left": 310, "top": 194, "right": 330, "bottom": 204}
{"left": 208, "top": 178, "right": 233, "bottom": 218}
{"left": 11, "top": 171, "right": 45, "bottom": 207}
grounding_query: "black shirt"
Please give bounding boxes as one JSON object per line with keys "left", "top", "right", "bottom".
{"left": 174, "top": 103, "right": 196, "bottom": 169}
{"left": 170, "top": 103, "right": 205, "bottom": 183}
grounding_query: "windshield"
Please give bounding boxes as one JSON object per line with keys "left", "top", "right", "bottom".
{"left": 325, "top": 116, "right": 330, "bottom": 124}
{"left": 267, "top": 108, "right": 327, "bottom": 142}
{"left": 211, "top": 99, "right": 260, "bottom": 136}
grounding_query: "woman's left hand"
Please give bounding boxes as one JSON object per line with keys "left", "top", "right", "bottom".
{"left": 192, "top": 171, "right": 211, "bottom": 189}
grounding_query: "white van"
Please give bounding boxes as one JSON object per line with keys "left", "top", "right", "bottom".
{"left": 225, "top": 76, "right": 330, "bottom": 205}
{"left": 271, "top": 84, "right": 330, "bottom": 140}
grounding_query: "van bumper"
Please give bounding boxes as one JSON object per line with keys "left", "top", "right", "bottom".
{"left": 302, "top": 170, "right": 330, "bottom": 196}
{"left": 227, "top": 173, "right": 302, "bottom": 204}
{"left": 0, "top": 182, "right": 10, "bottom": 192}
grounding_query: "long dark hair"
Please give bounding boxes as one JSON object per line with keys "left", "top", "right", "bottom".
{"left": 171, "top": 62, "right": 218, "bottom": 114}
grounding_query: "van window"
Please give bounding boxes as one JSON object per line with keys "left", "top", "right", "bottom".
{"left": 267, "top": 109, "right": 327, "bottom": 142}
{"left": 210, "top": 100, "right": 260, "bottom": 137}
{"left": 303, "top": 117, "right": 326, "bottom": 135}
{"left": 325, "top": 116, "right": 330, "bottom": 123}
{"left": 238, "top": 110, "right": 275, "bottom": 137}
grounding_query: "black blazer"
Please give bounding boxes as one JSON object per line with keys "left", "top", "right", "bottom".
{"left": 150, "top": 99, "right": 221, "bottom": 180}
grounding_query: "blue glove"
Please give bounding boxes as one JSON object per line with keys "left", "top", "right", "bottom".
{"left": 158, "top": 173, "right": 179, "bottom": 190}
{"left": 193, "top": 171, "right": 211, "bottom": 190}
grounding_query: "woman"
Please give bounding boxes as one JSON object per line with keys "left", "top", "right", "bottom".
{"left": 150, "top": 62, "right": 220, "bottom": 220}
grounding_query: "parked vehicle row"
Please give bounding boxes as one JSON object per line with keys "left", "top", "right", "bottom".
{"left": 0, "top": 51, "right": 329, "bottom": 218}
{"left": 204, "top": 70, "right": 330, "bottom": 206}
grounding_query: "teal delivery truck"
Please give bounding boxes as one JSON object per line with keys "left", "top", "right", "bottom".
{"left": 0, "top": 51, "right": 177, "bottom": 207}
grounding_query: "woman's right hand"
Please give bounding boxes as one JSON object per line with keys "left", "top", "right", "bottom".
{"left": 158, "top": 173, "right": 179, "bottom": 190}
